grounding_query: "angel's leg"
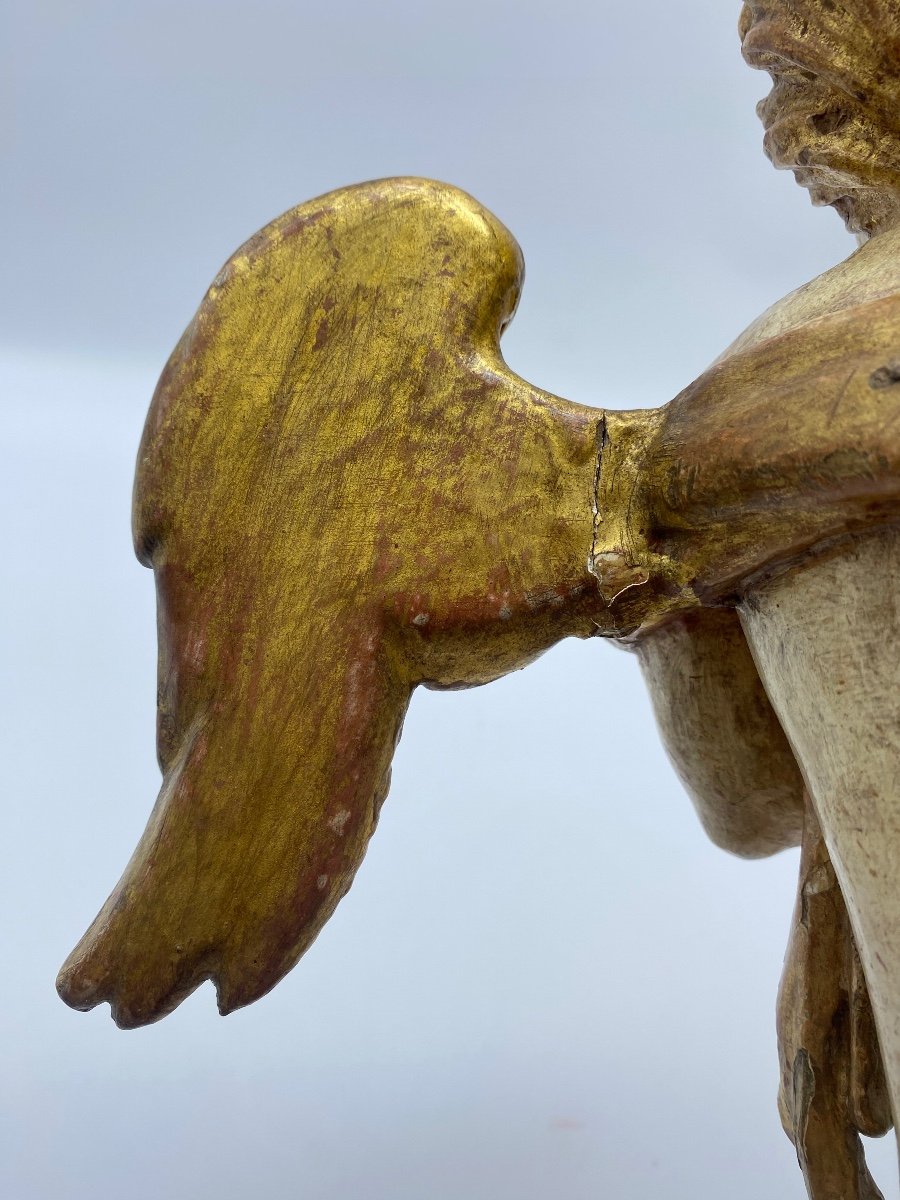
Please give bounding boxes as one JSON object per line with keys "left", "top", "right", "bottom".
{"left": 777, "top": 792, "right": 890, "bottom": 1199}
{"left": 741, "top": 527, "right": 900, "bottom": 1166}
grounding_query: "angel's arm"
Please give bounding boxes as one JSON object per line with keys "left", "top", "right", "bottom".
{"left": 651, "top": 291, "right": 900, "bottom": 599}
{"left": 595, "top": 292, "right": 900, "bottom": 635}
{"left": 635, "top": 608, "right": 803, "bottom": 857}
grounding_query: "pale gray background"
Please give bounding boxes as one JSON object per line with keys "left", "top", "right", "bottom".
{"left": 4, "top": 1, "right": 897, "bottom": 1197}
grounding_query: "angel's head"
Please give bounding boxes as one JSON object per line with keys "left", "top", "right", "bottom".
{"left": 739, "top": 0, "right": 900, "bottom": 237}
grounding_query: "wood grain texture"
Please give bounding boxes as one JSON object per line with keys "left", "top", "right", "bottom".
{"left": 739, "top": 0, "right": 900, "bottom": 239}
{"left": 57, "top": 179, "right": 606, "bottom": 1027}
{"left": 742, "top": 531, "right": 900, "bottom": 1167}
{"left": 599, "top": 289, "right": 900, "bottom": 625}
{"left": 639, "top": 7, "right": 900, "bottom": 1188}
{"left": 775, "top": 794, "right": 890, "bottom": 1200}
{"left": 55, "top": 174, "right": 900, "bottom": 1042}
{"left": 49, "top": 4, "right": 900, "bottom": 1195}
{"left": 636, "top": 609, "right": 804, "bottom": 858}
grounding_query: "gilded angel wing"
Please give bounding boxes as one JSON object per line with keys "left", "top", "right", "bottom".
{"left": 56, "top": 179, "right": 605, "bottom": 1027}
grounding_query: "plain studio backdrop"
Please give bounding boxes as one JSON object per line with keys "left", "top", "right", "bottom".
{"left": 3, "top": 1, "right": 897, "bottom": 1197}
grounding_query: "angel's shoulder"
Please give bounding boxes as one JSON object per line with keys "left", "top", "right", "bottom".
{"left": 716, "top": 227, "right": 900, "bottom": 365}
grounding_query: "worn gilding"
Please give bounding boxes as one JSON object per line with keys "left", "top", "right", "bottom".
{"left": 56, "top": 10, "right": 900, "bottom": 1187}
{"left": 57, "top": 180, "right": 606, "bottom": 1026}
{"left": 57, "top": 170, "right": 900, "bottom": 1033}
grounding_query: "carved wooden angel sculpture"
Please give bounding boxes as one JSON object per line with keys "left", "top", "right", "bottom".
{"left": 58, "top": 2, "right": 900, "bottom": 1195}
